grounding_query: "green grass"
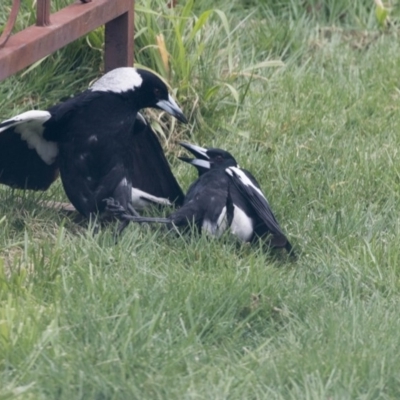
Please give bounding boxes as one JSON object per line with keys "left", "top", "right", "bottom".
{"left": 2, "top": 0, "right": 400, "bottom": 398}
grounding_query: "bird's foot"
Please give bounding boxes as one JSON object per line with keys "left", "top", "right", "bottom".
{"left": 104, "top": 198, "right": 125, "bottom": 215}
{"left": 104, "top": 198, "right": 142, "bottom": 219}
{"left": 104, "top": 198, "right": 134, "bottom": 238}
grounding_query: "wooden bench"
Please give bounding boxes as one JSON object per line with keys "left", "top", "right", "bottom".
{"left": 0, "top": 0, "right": 134, "bottom": 81}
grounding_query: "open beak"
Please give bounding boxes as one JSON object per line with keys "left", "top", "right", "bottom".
{"left": 178, "top": 157, "right": 211, "bottom": 170}
{"left": 179, "top": 142, "right": 209, "bottom": 160}
{"left": 178, "top": 156, "right": 211, "bottom": 176}
{"left": 156, "top": 95, "right": 188, "bottom": 124}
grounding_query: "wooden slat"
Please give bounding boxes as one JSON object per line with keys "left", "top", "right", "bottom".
{"left": 36, "top": 0, "right": 51, "bottom": 27}
{"left": 0, "top": 0, "right": 21, "bottom": 48}
{"left": 104, "top": 5, "right": 134, "bottom": 72}
{"left": 0, "top": 0, "right": 134, "bottom": 81}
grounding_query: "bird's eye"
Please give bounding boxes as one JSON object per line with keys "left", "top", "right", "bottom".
{"left": 215, "top": 155, "right": 223, "bottom": 162}
{"left": 154, "top": 88, "right": 161, "bottom": 97}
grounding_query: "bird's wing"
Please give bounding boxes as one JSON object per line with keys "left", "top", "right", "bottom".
{"left": 57, "top": 112, "right": 183, "bottom": 216}
{"left": 0, "top": 110, "right": 59, "bottom": 190}
{"left": 225, "top": 166, "right": 285, "bottom": 237}
{"left": 0, "top": 110, "right": 50, "bottom": 132}
{"left": 169, "top": 170, "right": 230, "bottom": 233}
{"left": 0, "top": 110, "right": 57, "bottom": 164}
{"left": 127, "top": 115, "right": 185, "bottom": 206}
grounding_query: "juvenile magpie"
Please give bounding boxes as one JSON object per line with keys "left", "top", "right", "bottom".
{"left": 0, "top": 67, "right": 186, "bottom": 218}
{"left": 107, "top": 143, "right": 293, "bottom": 254}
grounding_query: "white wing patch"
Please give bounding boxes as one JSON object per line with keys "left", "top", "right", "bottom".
{"left": 90, "top": 68, "right": 143, "bottom": 93}
{"left": 0, "top": 110, "right": 50, "bottom": 133}
{"left": 226, "top": 167, "right": 264, "bottom": 198}
{"left": 131, "top": 188, "right": 172, "bottom": 209}
{"left": 0, "top": 110, "right": 58, "bottom": 165}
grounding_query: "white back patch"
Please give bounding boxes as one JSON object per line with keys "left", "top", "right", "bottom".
{"left": 202, "top": 206, "right": 228, "bottom": 238}
{"left": 90, "top": 68, "right": 143, "bottom": 93}
{"left": 230, "top": 205, "right": 254, "bottom": 242}
{"left": 202, "top": 219, "right": 216, "bottom": 236}
{"left": 216, "top": 206, "right": 229, "bottom": 236}
{"left": 0, "top": 110, "right": 57, "bottom": 165}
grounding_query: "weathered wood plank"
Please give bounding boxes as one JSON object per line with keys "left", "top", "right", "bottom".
{"left": 0, "top": 0, "right": 134, "bottom": 81}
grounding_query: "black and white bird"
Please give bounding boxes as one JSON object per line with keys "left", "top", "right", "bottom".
{"left": 107, "top": 142, "right": 293, "bottom": 254}
{"left": 0, "top": 67, "right": 186, "bottom": 219}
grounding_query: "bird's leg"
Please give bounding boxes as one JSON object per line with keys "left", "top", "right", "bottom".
{"left": 104, "top": 198, "right": 162, "bottom": 236}
{"left": 104, "top": 197, "right": 170, "bottom": 232}
{"left": 104, "top": 198, "right": 136, "bottom": 236}
{"left": 126, "top": 202, "right": 141, "bottom": 217}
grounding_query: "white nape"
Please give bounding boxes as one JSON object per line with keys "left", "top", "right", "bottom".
{"left": 131, "top": 188, "right": 172, "bottom": 209}
{"left": 90, "top": 68, "right": 143, "bottom": 93}
{"left": 0, "top": 110, "right": 58, "bottom": 165}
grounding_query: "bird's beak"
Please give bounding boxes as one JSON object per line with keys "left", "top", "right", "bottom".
{"left": 156, "top": 95, "right": 188, "bottom": 123}
{"left": 179, "top": 142, "right": 209, "bottom": 160}
{"left": 178, "top": 157, "right": 211, "bottom": 170}
{"left": 178, "top": 156, "right": 194, "bottom": 164}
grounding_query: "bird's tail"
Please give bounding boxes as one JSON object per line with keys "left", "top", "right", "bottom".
{"left": 271, "top": 234, "right": 296, "bottom": 257}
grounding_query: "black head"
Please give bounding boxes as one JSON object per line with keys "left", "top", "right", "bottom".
{"left": 179, "top": 142, "right": 237, "bottom": 175}
{"left": 90, "top": 67, "right": 187, "bottom": 123}
{"left": 206, "top": 148, "right": 237, "bottom": 167}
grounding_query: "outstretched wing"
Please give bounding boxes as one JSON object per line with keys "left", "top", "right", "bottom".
{"left": 0, "top": 110, "right": 59, "bottom": 190}
{"left": 226, "top": 166, "right": 289, "bottom": 242}
{"left": 128, "top": 115, "right": 185, "bottom": 206}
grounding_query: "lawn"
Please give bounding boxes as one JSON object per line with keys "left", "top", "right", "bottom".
{"left": 1, "top": 0, "right": 400, "bottom": 398}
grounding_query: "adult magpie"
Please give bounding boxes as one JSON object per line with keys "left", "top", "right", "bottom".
{"left": 0, "top": 67, "right": 186, "bottom": 218}
{"left": 107, "top": 143, "right": 293, "bottom": 254}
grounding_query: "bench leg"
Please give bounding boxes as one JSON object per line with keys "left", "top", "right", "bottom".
{"left": 104, "top": 2, "right": 134, "bottom": 72}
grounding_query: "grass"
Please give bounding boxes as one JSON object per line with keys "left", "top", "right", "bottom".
{"left": 1, "top": 0, "right": 400, "bottom": 398}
